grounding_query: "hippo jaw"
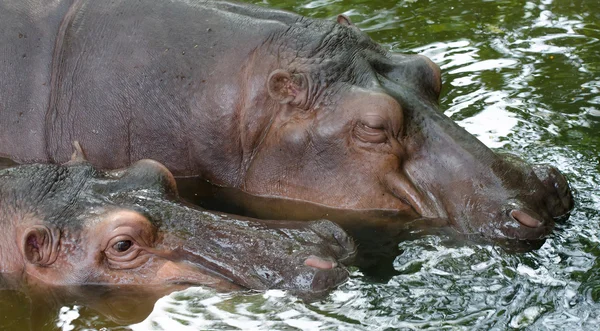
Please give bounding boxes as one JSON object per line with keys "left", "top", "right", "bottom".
{"left": 2, "top": 159, "right": 355, "bottom": 298}
{"left": 235, "top": 16, "right": 573, "bottom": 243}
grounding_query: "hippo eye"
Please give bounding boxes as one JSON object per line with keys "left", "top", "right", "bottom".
{"left": 354, "top": 122, "right": 388, "bottom": 144}
{"left": 113, "top": 240, "right": 133, "bottom": 252}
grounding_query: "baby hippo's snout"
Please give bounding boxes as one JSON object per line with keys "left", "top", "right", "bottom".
{"left": 295, "top": 220, "right": 357, "bottom": 297}
{"left": 275, "top": 219, "right": 357, "bottom": 299}
{"left": 192, "top": 217, "right": 357, "bottom": 300}
{"left": 305, "top": 220, "right": 357, "bottom": 266}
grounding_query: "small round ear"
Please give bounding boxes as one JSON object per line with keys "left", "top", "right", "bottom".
{"left": 115, "top": 159, "right": 179, "bottom": 197}
{"left": 64, "top": 141, "right": 88, "bottom": 165}
{"left": 267, "top": 69, "right": 308, "bottom": 106}
{"left": 337, "top": 14, "right": 353, "bottom": 26}
{"left": 22, "top": 226, "right": 59, "bottom": 267}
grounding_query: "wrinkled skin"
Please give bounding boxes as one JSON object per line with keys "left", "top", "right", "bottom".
{"left": 0, "top": 0, "right": 573, "bottom": 244}
{"left": 0, "top": 157, "right": 355, "bottom": 300}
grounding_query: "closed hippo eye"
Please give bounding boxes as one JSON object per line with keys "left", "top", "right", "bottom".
{"left": 344, "top": 92, "right": 402, "bottom": 147}
{"left": 354, "top": 122, "right": 388, "bottom": 144}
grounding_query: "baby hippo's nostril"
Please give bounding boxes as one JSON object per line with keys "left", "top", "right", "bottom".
{"left": 510, "top": 210, "right": 542, "bottom": 228}
{"left": 308, "top": 220, "right": 357, "bottom": 264}
{"left": 304, "top": 256, "right": 338, "bottom": 270}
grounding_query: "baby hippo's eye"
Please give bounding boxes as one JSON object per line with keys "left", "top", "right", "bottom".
{"left": 113, "top": 240, "right": 133, "bottom": 252}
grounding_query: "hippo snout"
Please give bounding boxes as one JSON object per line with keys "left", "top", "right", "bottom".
{"left": 493, "top": 167, "right": 573, "bottom": 241}
{"left": 533, "top": 164, "right": 575, "bottom": 219}
{"left": 423, "top": 151, "right": 575, "bottom": 243}
{"left": 284, "top": 220, "right": 356, "bottom": 298}
{"left": 499, "top": 163, "right": 574, "bottom": 238}
{"left": 307, "top": 219, "right": 357, "bottom": 266}
{"left": 174, "top": 217, "right": 356, "bottom": 298}
{"left": 283, "top": 220, "right": 357, "bottom": 297}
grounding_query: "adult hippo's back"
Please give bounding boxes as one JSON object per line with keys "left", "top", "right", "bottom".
{"left": 0, "top": 0, "right": 573, "bottom": 242}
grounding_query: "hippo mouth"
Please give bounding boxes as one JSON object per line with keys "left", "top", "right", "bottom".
{"left": 158, "top": 255, "right": 351, "bottom": 293}
{"left": 144, "top": 208, "right": 357, "bottom": 298}
{"left": 510, "top": 210, "right": 543, "bottom": 228}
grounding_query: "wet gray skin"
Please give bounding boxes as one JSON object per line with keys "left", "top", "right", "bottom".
{"left": 0, "top": 0, "right": 573, "bottom": 246}
{"left": 0, "top": 157, "right": 355, "bottom": 300}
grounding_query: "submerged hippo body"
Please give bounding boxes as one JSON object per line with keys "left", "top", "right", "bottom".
{"left": 0, "top": 0, "right": 573, "bottom": 242}
{"left": 0, "top": 150, "right": 355, "bottom": 299}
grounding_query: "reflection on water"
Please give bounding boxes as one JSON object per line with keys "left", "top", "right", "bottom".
{"left": 130, "top": 288, "right": 363, "bottom": 330}
{"left": 2, "top": 0, "right": 599, "bottom": 329}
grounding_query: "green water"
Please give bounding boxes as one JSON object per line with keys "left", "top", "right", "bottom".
{"left": 2, "top": 0, "right": 599, "bottom": 329}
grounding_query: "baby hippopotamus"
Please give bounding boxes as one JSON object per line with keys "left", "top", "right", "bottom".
{"left": 0, "top": 145, "right": 355, "bottom": 300}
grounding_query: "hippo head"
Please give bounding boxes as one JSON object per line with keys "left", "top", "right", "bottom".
{"left": 0, "top": 153, "right": 355, "bottom": 299}
{"left": 239, "top": 15, "right": 573, "bottom": 242}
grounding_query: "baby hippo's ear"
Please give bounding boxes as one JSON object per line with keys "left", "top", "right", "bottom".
{"left": 267, "top": 69, "right": 309, "bottom": 108}
{"left": 21, "top": 226, "right": 59, "bottom": 267}
{"left": 337, "top": 14, "right": 353, "bottom": 26}
{"left": 64, "top": 141, "right": 88, "bottom": 165}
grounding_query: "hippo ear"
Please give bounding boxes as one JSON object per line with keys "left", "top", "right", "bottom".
{"left": 337, "top": 14, "right": 353, "bottom": 26}
{"left": 267, "top": 69, "right": 308, "bottom": 107}
{"left": 64, "top": 141, "right": 88, "bottom": 165}
{"left": 21, "top": 226, "right": 59, "bottom": 267}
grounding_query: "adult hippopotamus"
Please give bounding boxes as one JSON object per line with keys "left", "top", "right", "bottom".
{"left": 0, "top": 145, "right": 355, "bottom": 300}
{"left": 0, "top": 0, "right": 573, "bottom": 243}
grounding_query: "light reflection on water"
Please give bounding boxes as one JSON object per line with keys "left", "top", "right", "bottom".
{"left": 130, "top": 288, "right": 363, "bottom": 330}
{"left": 16, "top": 0, "right": 600, "bottom": 329}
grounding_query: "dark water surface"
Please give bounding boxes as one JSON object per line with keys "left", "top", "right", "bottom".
{"left": 2, "top": 0, "right": 599, "bottom": 329}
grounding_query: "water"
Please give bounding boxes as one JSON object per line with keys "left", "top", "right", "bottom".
{"left": 2, "top": 0, "right": 599, "bottom": 329}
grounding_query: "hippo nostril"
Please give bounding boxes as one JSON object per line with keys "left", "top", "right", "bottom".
{"left": 304, "top": 256, "right": 337, "bottom": 270}
{"left": 510, "top": 210, "right": 542, "bottom": 228}
{"left": 308, "top": 220, "right": 357, "bottom": 264}
{"left": 532, "top": 164, "right": 574, "bottom": 215}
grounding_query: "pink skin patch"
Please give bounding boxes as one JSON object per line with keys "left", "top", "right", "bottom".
{"left": 510, "top": 210, "right": 542, "bottom": 228}
{"left": 304, "top": 256, "right": 337, "bottom": 270}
